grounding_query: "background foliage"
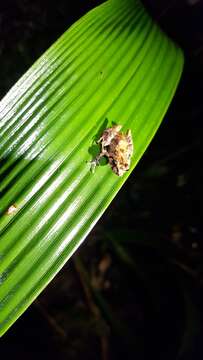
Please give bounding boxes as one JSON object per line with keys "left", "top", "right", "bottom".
{"left": 0, "top": 0, "right": 202, "bottom": 359}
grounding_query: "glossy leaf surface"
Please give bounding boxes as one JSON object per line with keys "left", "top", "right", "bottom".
{"left": 0, "top": 0, "right": 183, "bottom": 336}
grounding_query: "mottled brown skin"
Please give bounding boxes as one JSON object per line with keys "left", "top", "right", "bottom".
{"left": 90, "top": 125, "right": 133, "bottom": 176}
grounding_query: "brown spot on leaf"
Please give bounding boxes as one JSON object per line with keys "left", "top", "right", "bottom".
{"left": 6, "top": 204, "right": 17, "bottom": 215}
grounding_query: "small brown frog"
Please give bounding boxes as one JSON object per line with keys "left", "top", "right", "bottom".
{"left": 90, "top": 125, "right": 133, "bottom": 176}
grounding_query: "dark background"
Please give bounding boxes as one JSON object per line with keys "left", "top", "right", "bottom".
{"left": 0, "top": 1, "right": 203, "bottom": 359}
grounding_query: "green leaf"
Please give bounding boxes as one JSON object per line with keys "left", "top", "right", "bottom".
{"left": 0, "top": 0, "right": 183, "bottom": 336}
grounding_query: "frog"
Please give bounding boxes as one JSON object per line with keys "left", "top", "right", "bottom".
{"left": 90, "top": 124, "right": 133, "bottom": 176}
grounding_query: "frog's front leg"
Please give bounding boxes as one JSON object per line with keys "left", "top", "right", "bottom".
{"left": 89, "top": 149, "right": 108, "bottom": 173}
